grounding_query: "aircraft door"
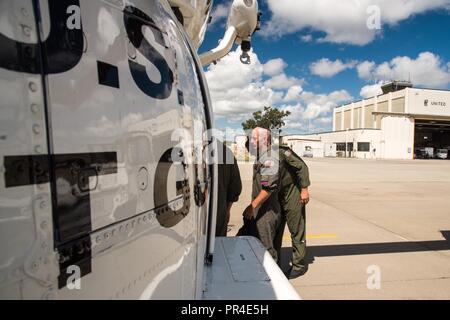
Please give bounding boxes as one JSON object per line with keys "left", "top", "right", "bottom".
{"left": 169, "top": 21, "right": 211, "bottom": 298}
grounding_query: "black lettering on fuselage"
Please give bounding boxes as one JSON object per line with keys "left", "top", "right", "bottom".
{"left": 3, "top": 152, "right": 117, "bottom": 289}
{"left": 124, "top": 6, "right": 174, "bottom": 100}
{"left": 153, "top": 148, "right": 190, "bottom": 228}
{"left": 0, "top": 0, "right": 84, "bottom": 74}
{"left": 0, "top": 2, "right": 175, "bottom": 100}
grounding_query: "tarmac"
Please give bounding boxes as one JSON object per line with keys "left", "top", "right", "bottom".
{"left": 228, "top": 158, "right": 450, "bottom": 300}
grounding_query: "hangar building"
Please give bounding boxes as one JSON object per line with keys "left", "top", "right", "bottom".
{"left": 282, "top": 82, "right": 450, "bottom": 160}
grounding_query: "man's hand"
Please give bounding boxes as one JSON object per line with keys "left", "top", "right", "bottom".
{"left": 243, "top": 204, "right": 255, "bottom": 220}
{"left": 300, "top": 187, "right": 310, "bottom": 205}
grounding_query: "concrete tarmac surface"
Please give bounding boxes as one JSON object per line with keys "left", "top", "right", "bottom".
{"left": 227, "top": 158, "right": 450, "bottom": 300}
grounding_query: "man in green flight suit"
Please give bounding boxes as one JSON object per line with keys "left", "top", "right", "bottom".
{"left": 242, "top": 127, "right": 282, "bottom": 261}
{"left": 274, "top": 145, "right": 311, "bottom": 279}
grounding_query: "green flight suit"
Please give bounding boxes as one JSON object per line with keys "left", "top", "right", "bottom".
{"left": 251, "top": 147, "right": 282, "bottom": 262}
{"left": 216, "top": 142, "right": 242, "bottom": 237}
{"left": 274, "top": 146, "right": 311, "bottom": 271}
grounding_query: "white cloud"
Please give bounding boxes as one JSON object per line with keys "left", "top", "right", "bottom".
{"left": 205, "top": 50, "right": 263, "bottom": 92}
{"left": 360, "top": 82, "right": 383, "bottom": 98}
{"left": 300, "top": 90, "right": 353, "bottom": 107}
{"left": 303, "top": 90, "right": 353, "bottom": 120}
{"left": 281, "top": 104, "right": 342, "bottom": 133}
{"left": 284, "top": 85, "right": 303, "bottom": 102}
{"left": 310, "top": 58, "right": 357, "bottom": 78}
{"left": 304, "top": 103, "right": 329, "bottom": 120}
{"left": 300, "top": 34, "right": 313, "bottom": 42}
{"left": 205, "top": 49, "right": 284, "bottom": 118}
{"left": 87, "top": 113, "right": 143, "bottom": 136}
{"left": 264, "top": 73, "right": 304, "bottom": 90}
{"left": 316, "top": 116, "right": 333, "bottom": 125}
{"left": 358, "top": 52, "right": 450, "bottom": 88}
{"left": 209, "top": 3, "right": 230, "bottom": 26}
{"left": 263, "top": 58, "right": 287, "bottom": 76}
{"left": 205, "top": 49, "right": 352, "bottom": 133}
{"left": 211, "top": 84, "right": 283, "bottom": 119}
{"left": 357, "top": 61, "right": 376, "bottom": 80}
{"left": 280, "top": 90, "right": 353, "bottom": 132}
{"left": 279, "top": 103, "right": 306, "bottom": 130}
{"left": 265, "top": 0, "right": 450, "bottom": 45}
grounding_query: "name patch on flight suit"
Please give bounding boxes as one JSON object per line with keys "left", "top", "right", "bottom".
{"left": 260, "top": 159, "right": 278, "bottom": 190}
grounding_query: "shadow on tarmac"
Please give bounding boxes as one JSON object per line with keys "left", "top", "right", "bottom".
{"left": 280, "top": 230, "right": 450, "bottom": 272}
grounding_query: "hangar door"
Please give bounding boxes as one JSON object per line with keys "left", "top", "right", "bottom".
{"left": 414, "top": 120, "right": 450, "bottom": 159}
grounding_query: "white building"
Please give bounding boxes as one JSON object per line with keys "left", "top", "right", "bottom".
{"left": 282, "top": 83, "right": 450, "bottom": 160}
{"left": 282, "top": 138, "right": 325, "bottom": 159}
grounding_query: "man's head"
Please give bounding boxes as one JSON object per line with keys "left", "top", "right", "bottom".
{"left": 249, "top": 127, "right": 271, "bottom": 156}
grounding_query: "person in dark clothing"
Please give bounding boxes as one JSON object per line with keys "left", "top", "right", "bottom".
{"left": 216, "top": 141, "right": 242, "bottom": 237}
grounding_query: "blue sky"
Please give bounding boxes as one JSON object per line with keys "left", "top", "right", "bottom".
{"left": 201, "top": 0, "right": 450, "bottom": 136}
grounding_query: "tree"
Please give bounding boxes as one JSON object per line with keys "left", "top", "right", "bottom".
{"left": 242, "top": 106, "right": 291, "bottom": 131}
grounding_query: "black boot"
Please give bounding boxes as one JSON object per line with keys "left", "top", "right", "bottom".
{"left": 287, "top": 265, "right": 308, "bottom": 279}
